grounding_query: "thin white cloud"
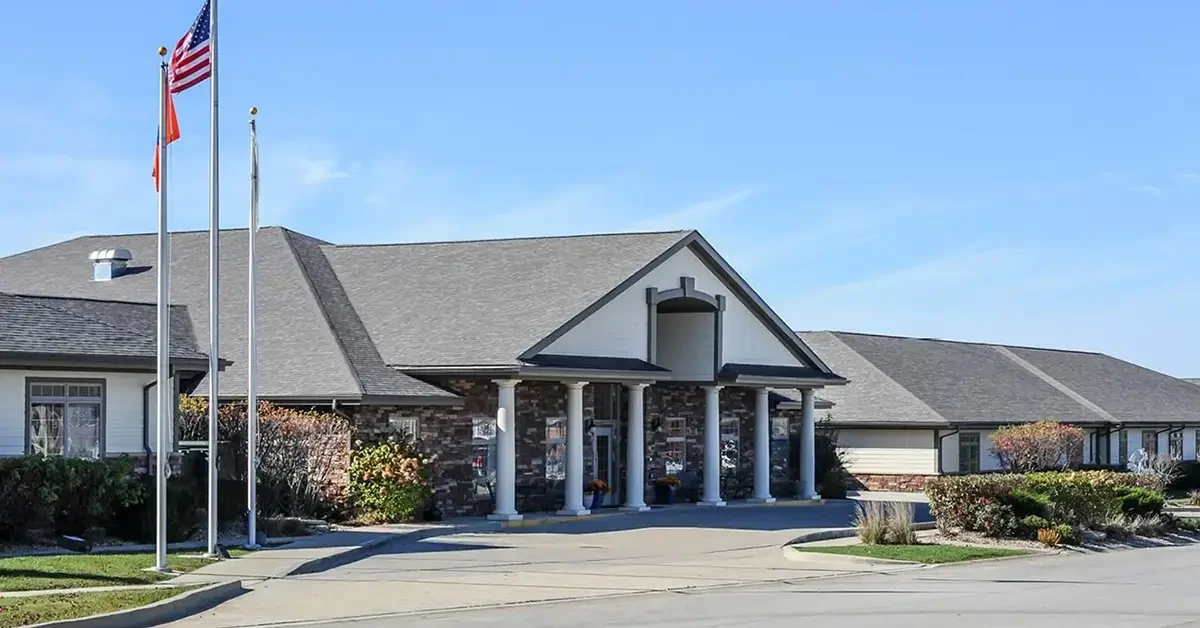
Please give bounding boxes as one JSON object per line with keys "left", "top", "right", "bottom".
{"left": 1125, "top": 184, "right": 1167, "bottom": 197}
{"left": 634, "top": 187, "right": 760, "bottom": 231}
{"left": 298, "top": 159, "right": 349, "bottom": 186}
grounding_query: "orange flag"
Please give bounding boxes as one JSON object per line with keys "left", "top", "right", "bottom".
{"left": 152, "top": 92, "right": 181, "bottom": 191}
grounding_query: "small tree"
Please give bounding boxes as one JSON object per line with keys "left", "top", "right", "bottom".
{"left": 991, "top": 421, "right": 1085, "bottom": 472}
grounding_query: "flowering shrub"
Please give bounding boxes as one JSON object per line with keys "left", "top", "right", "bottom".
{"left": 656, "top": 475, "right": 681, "bottom": 488}
{"left": 348, "top": 439, "right": 431, "bottom": 524}
{"left": 990, "top": 421, "right": 1085, "bottom": 472}
{"left": 927, "top": 470, "right": 1160, "bottom": 534}
{"left": 178, "top": 397, "right": 351, "bottom": 519}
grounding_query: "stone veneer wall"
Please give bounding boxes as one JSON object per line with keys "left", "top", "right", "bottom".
{"left": 352, "top": 380, "right": 803, "bottom": 517}
{"left": 848, "top": 473, "right": 933, "bottom": 492}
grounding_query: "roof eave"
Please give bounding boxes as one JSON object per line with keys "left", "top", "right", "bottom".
{"left": 517, "top": 365, "right": 670, "bottom": 383}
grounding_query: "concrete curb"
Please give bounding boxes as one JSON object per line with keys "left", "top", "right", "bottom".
{"left": 25, "top": 580, "right": 245, "bottom": 628}
{"left": 0, "top": 537, "right": 303, "bottom": 559}
{"left": 785, "top": 521, "right": 938, "bottom": 546}
{"left": 782, "top": 545, "right": 921, "bottom": 565}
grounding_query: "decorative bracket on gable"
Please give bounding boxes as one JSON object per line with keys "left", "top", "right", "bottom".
{"left": 645, "top": 276, "right": 725, "bottom": 375}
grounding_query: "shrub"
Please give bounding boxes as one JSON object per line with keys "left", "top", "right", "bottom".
{"left": 179, "top": 397, "right": 352, "bottom": 519}
{"left": 348, "top": 438, "right": 432, "bottom": 524}
{"left": 990, "top": 421, "right": 1085, "bottom": 472}
{"left": 1143, "top": 455, "right": 1182, "bottom": 493}
{"left": 1000, "top": 488, "right": 1052, "bottom": 520}
{"left": 1055, "top": 524, "right": 1080, "bottom": 545}
{"left": 885, "top": 501, "right": 918, "bottom": 544}
{"left": 0, "top": 455, "right": 145, "bottom": 542}
{"left": 820, "top": 468, "right": 849, "bottom": 499}
{"left": 855, "top": 501, "right": 889, "bottom": 545}
{"left": 1098, "top": 515, "right": 1131, "bottom": 540}
{"left": 1190, "top": 490, "right": 1200, "bottom": 507}
{"left": 1036, "top": 527, "right": 1061, "bottom": 547}
{"left": 927, "top": 470, "right": 1160, "bottom": 534}
{"left": 1020, "top": 515, "right": 1051, "bottom": 535}
{"left": 1171, "top": 462, "right": 1200, "bottom": 491}
{"left": 1172, "top": 516, "right": 1200, "bottom": 533}
{"left": 1125, "top": 515, "right": 1166, "bottom": 537}
{"left": 1115, "top": 487, "right": 1165, "bottom": 518}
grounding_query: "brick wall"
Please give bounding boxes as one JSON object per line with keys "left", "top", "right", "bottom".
{"left": 351, "top": 380, "right": 797, "bottom": 517}
{"left": 848, "top": 473, "right": 933, "bottom": 492}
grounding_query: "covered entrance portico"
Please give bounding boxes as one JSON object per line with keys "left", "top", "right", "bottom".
{"left": 486, "top": 375, "right": 828, "bottom": 521}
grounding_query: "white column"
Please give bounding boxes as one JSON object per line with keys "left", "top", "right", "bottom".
{"left": 748, "top": 387, "right": 775, "bottom": 503}
{"left": 489, "top": 380, "right": 522, "bottom": 521}
{"left": 699, "top": 385, "right": 726, "bottom": 506}
{"left": 621, "top": 383, "right": 650, "bottom": 512}
{"left": 800, "top": 389, "right": 819, "bottom": 500}
{"left": 558, "top": 381, "right": 590, "bottom": 516}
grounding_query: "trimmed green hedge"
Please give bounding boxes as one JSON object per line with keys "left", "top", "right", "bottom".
{"left": 0, "top": 455, "right": 143, "bottom": 542}
{"left": 927, "top": 470, "right": 1160, "bottom": 534}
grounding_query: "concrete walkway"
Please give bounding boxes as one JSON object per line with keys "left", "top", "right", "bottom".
{"left": 163, "top": 502, "right": 932, "bottom": 627}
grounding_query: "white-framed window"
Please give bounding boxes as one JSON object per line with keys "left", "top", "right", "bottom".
{"left": 1170, "top": 431, "right": 1183, "bottom": 460}
{"left": 471, "top": 416, "right": 496, "bottom": 497}
{"left": 958, "top": 432, "right": 980, "bottom": 473}
{"left": 770, "top": 416, "right": 789, "bottom": 481}
{"left": 388, "top": 414, "right": 419, "bottom": 442}
{"left": 664, "top": 417, "right": 686, "bottom": 474}
{"left": 546, "top": 417, "right": 566, "bottom": 481}
{"left": 28, "top": 381, "right": 103, "bottom": 459}
{"left": 1119, "top": 430, "right": 1129, "bottom": 465}
{"left": 719, "top": 415, "right": 739, "bottom": 471}
{"left": 1142, "top": 430, "right": 1159, "bottom": 457}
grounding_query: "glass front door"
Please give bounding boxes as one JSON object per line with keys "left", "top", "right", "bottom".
{"left": 592, "top": 426, "right": 615, "bottom": 506}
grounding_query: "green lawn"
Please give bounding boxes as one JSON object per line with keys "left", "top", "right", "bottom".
{"left": 0, "top": 552, "right": 216, "bottom": 592}
{"left": 794, "top": 544, "right": 1029, "bottom": 564}
{"left": 0, "top": 587, "right": 197, "bottom": 628}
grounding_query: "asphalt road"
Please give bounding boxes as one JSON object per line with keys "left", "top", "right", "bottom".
{"left": 312, "top": 542, "right": 1200, "bottom": 628}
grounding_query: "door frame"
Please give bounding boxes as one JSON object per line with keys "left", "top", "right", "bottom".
{"left": 592, "top": 425, "right": 616, "bottom": 506}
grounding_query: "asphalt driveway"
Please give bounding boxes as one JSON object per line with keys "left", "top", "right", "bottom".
{"left": 333, "top": 540, "right": 1200, "bottom": 628}
{"left": 168, "top": 501, "right": 931, "bottom": 627}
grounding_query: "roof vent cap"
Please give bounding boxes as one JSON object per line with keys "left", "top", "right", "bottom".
{"left": 90, "top": 248, "right": 133, "bottom": 281}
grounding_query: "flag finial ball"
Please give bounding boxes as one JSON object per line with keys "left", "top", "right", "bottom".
{"left": 158, "top": 46, "right": 167, "bottom": 56}
{"left": 249, "top": 106, "right": 258, "bottom": 116}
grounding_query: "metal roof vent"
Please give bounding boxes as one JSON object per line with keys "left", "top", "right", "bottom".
{"left": 89, "top": 248, "right": 133, "bottom": 281}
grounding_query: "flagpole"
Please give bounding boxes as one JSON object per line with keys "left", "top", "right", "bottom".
{"left": 206, "top": 0, "right": 221, "bottom": 558}
{"left": 245, "top": 106, "right": 260, "bottom": 550}
{"left": 154, "top": 46, "right": 171, "bottom": 573}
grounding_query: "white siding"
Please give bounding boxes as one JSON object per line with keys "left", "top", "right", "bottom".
{"left": 0, "top": 370, "right": 158, "bottom": 456}
{"left": 839, "top": 429, "right": 937, "bottom": 475}
{"left": 655, "top": 312, "right": 714, "bottom": 381}
{"left": 939, "top": 430, "right": 1003, "bottom": 473}
{"left": 543, "top": 245, "right": 802, "bottom": 368}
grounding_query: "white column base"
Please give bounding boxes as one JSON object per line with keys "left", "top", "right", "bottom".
{"left": 697, "top": 499, "right": 727, "bottom": 507}
{"left": 487, "top": 513, "right": 524, "bottom": 522}
{"left": 619, "top": 505, "right": 651, "bottom": 512}
{"left": 801, "top": 494, "right": 822, "bottom": 501}
{"left": 746, "top": 497, "right": 776, "bottom": 504}
{"left": 556, "top": 507, "right": 592, "bottom": 517}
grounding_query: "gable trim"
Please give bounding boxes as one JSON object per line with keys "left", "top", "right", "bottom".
{"left": 519, "top": 231, "right": 839, "bottom": 377}
{"left": 518, "top": 231, "right": 695, "bottom": 361}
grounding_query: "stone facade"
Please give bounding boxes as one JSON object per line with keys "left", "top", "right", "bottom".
{"left": 351, "top": 379, "right": 805, "bottom": 518}
{"left": 848, "top": 472, "right": 933, "bottom": 492}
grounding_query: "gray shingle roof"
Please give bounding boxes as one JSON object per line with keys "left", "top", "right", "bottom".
{"left": 799, "top": 331, "right": 1200, "bottom": 427}
{"left": 320, "top": 231, "right": 691, "bottom": 367}
{"left": 0, "top": 292, "right": 206, "bottom": 362}
{"left": 0, "top": 228, "right": 449, "bottom": 400}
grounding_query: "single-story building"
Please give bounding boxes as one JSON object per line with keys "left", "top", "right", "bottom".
{"left": 799, "top": 331, "right": 1200, "bottom": 491}
{"left": 0, "top": 228, "right": 845, "bottom": 518}
{"left": 0, "top": 291, "right": 213, "bottom": 464}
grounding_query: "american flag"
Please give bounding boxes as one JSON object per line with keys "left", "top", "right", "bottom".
{"left": 169, "top": 0, "right": 212, "bottom": 94}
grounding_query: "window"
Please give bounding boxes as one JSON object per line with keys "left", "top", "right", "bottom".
{"left": 471, "top": 416, "right": 496, "bottom": 497}
{"left": 1170, "top": 431, "right": 1183, "bottom": 460}
{"left": 719, "top": 415, "right": 739, "bottom": 471}
{"left": 594, "top": 384, "right": 621, "bottom": 423}
{"left": 28, "top": 381, "right": 103, "bottom": 458}
{"left": 1119, "top": 430, "right": 1128, "bottom": 465}
{"left": 545, "top": 417, "right": 566, "bottom": 481}
{"left": 1142, "top": 430, "right": 1158, "bottom": 457}
{"left": 388, "top": 414, "right": 419, "bottom": 442}
{"left": 664, "top": 417, "right": 686, "bottom": 474}
{"left": 770, "top": 416, "right": 789, "bottom": 482}
{"left": 958, "top": 432, "right": 980, "bottom": 473}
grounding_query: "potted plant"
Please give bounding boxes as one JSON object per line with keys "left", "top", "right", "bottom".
{"left": 654, "top": 475, "right": 681, "bottom": 505}
{"left": 588, "top": 479, "right": 610, "bottom": 510}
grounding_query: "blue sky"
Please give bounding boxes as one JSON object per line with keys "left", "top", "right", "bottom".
{"left": 2, "top": 2, "right": 1199, "bottom": 375}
